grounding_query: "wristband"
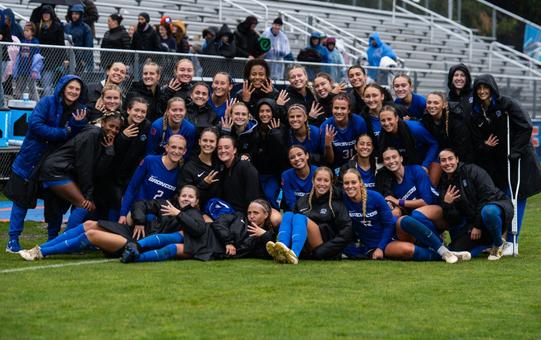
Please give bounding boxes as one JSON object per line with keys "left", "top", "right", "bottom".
{"left": 399, "top": 199, "right": 405, "bottom": 208}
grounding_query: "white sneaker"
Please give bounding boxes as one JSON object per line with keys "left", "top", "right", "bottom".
{"left": 488, "top": 243, "right": 504, "bottom": 261}
{"left": 19, "top": 246, "right": 43, "bottom": 261}
{"left": 266, "top": 241, "right": 286, "bottom": 263}
{"left": 502, "top": 241, "right": 518, "bottom": 256}
{"left": 451, "top": 251, "right": 472, "bottom": 261}
{"left": 441, "top": 251, "right": 458, "bottom": 264}
{"left": 275, "top": 242, "right": 299, "bottom": 265}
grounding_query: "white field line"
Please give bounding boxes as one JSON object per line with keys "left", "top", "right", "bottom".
{"left": 0, "top": 259, "right": 116, "bottom": 274}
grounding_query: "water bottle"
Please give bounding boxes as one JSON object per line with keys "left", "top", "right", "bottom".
{"left": 22, "top": 92, "right": 29, "bottom": 102}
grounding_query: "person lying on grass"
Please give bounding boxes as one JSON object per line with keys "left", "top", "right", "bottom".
{"left": 19, "top": 185, "right": 218, "bottom": 261}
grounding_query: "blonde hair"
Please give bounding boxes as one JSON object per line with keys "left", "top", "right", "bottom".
{"left": 306, "top": 166, "right": 335, "bottom": 217}
{"left": 427, "top": 91, "right": 449, "bottom": 136}
{"left": 343, "top": 168, "right": 367, "bottom": 223}
{"left": 162, "top": 97, "right": 186, "bottom": 145}
{"left": 287, "top": 104, "right": 311, "bottom": 143}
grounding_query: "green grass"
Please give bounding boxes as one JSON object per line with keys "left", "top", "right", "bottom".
{"left": 1, "top": 197, "right": 540, "bottom": 339}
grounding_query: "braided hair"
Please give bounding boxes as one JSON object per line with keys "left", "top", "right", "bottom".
{"left": 427, "top": 91, "right": 450, "bottom": 137}
{"left": 306, "top": 166, "right": 335, "bottom": 218}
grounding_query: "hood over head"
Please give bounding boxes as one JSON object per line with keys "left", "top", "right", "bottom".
{"left": 447, "top": 63, "right": 472, "bottom": 95}
{"left": 368, "top": 32, "right": 383, "bottom": 47}
{"left": 54, "top": 74, "right": 86, "bottom": 104}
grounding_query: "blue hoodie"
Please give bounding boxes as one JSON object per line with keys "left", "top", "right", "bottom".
{"left": 3, "top": 9, "right": 24, "bottom": 40}
{"left": 366, "top": 32, "right": 397, "bottom": 79}
{"left": 11, "top": 75, "right": 88, "bottom": 180}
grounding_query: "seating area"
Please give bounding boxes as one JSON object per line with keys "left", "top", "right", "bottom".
{"left": 2, "top": 0, "right": 541, "bottom": 115}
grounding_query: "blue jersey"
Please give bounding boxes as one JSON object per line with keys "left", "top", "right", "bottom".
{"left": 146, "top": 117, "right": 196, "bottom": 156}
{"left": 394, "top": 93, "right": 426, "bottom": 120}
{"left": 119, "top": 155, "right": 179, "bottom": 216}
{"left": 343, "top": 190, "right": 395, "bottom": 250}
{"left": 356, "top": 164, "right": 376, "bottom": 189}
{"left": 320, "top": 114, "right": 367, "bottom": 169}
{"left": 386, "top": 120, "right": 439, "bottom": 168}
{"left": 208, "top": 97, "right": 227, "bottom": 119}
{"left": 281, "top": 165, "right": 317, "bottom": 211}
{"left": 369, "top": 115, "right": 381, "bottom": 137}
{"left": 392, "top": 165, "right": 439, "bottom": 205}
{"left": 287, "top": 124, "right": 321, "bottom": 155}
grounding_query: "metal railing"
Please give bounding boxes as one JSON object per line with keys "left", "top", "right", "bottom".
{"left": 0, "top": 4, "right": 28, "bottom": 22}
{"left": 392, "top": 0, "right": 473, "bottom": 61}
{"left": 309, "top": 15, "right": 368, "bottom": 50}
{"left": 489, "top": 42, "right": 541, "bottom": 77}
{"left": 219, "top": 0, "right": 268, "bottom": 26}
{"left": 474, "top": 0, "right": 541, "bottom": 39}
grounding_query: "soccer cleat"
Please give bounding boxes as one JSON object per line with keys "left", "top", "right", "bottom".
{"left": 6, "top": 239, "right": 21, "bottom": 253}
{"left": 441, "top": 251, "right": 458, "bottom": 264}
{"left": 450, "top": 251, "right": 472, "bottom": 261}
{"left": 275, "top": 242, "right": 298, "bottom": 265}
{"left": 266, "top": 241, "right": 286, "bottom": 263}
{"left": 19, "top": 246, "right": 43, "bottom": 261}
{"left": 120, "top": 242, "right": 140, "bottom": 263}
{"left": 502, "top": 241, "right": 518, "bottom": 256}
{"left": 488, "top": 244, "right": 504, "bottom": 261}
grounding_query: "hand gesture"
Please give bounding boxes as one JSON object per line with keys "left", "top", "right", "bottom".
{"left": 385, "top": 195, "right": 399, "bottom": 207}
{"left": 132, "top": 225, "right": 146, "bottom": 240}
{"left": 203, "top": 170, "right": 220, "bottom": 185}
{"left": 484, "top": 134, "right": 499, "bottom": 147}
{"left": 95, "top": 99, "right": 106, "bottom": 113}
{"left": 168, "top": 78, "right": 183, "bottom": 92}
{"left": 118, "top": 216, "right": 127, "bottom": 224}
{"left": 220, "top": 115, "right": 233, "bottom": 130}
{"left": 372, "top": 248, "right": 384, "bottom": 260}
{"left": 325, "top": 125, "right": 337, "bottom": 146}
{"left": 80, "top": 199, "right": 96, "bottom": 212}
{"left": 247, "top": 222, "right": 266, "bottom": 237}
{"left": 261, "top": 79, "right": 274, "bottom": 94}
{"left": 242, "top": 80, "right": 255, "bottom": 102}
{"left": 72, "top": 108, "right": 87, "bottom": 121}
{"left": 269, "top": 118, "right": 280, "bottom": 129}
{"left": 122, "top": 124, "right": 139, "bottom": 138}
{"left": 444, "top": 185, "right": 461, "bottom": 204}
{"left": 308, "top": 102, "right": 325, "bottom": 120}
{"left": 101, "top": 134, "right": 115, "bottom": 148}
{"left": 161, "top": 200, "right": 181, "bottom": 216}
{"left": 331, "top": 82, "right": 347, "bottom": 95}
{"left": 276, "top": 89, "right": 290, "bottom": 106}
{"left": 225, "top": 244, "right": 237, "bottom": 256}
{"left": 224, "top": 98, "right": 238, "bottom": 119}
{"left": 470, "top": 227, "right": 482, "bottom": 240}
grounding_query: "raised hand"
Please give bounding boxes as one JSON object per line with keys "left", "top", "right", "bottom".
{"left": 324, "top": 124, "right": 337, "bottom": 146}
{"left": 269, "top": 118, "right": 280, "bottom": 129}
{"left": 224, "top": 97, "right": 238, "bottom": 119}
{"left": 161, "top": 200, "right": 181, "bottom": 216}
{"left": 72, "top": 108, "right": 87, "bottom": 121}
{"left": 276, "top": 89, "right": 290, "bottom": 106}
{"left": 331, "top": 82, "right": 347, "bottom": 95}
{"left": 242, "top": 80, "right": 255, "bottom": 102}
{"left": 444, "top": 185, "right": 461, "bottom": 204}
{"left": 484, "top": 134, "right": 499, "bottom": 147}
{"left": 203, "top": 170, "right": 220, "bottom": 185}
{"left": 168, "top": 78, "right": 183, "bottom": 91}
{"left": 261, "top": 79, "right": 274, "bottom": 94}
{"left": 122, "top": 124, "right": 139, "bottom": 138}
{"left": 221, "top": 115, "right": 234, "bottom": 130}
{"left": 308, "top": 102, "right": 325, "bottom": 120}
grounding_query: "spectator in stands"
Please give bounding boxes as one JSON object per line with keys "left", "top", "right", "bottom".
{"left": 297, "top": 32, "right": 328, "bottom": 79}
{"left": 101, "top": 14, "right": 131, "bottom": 52}
{"left": 3, "top": 9, "right": 23, "bottom": 41}
{"left": 366, "top": 32, "right": 397, "bottom": 83}
{"left": 126, "top": 61, "right": 164, "bottom": 122}
{"left": 324, "top": 37, "right": 346, "bottom": 83}
{"left": 0, "top": 9, "right": 14, "bottom": 107}
{"left": 169, "top": 19, "right": 190, "bottom": 53}
{"left": 13, "top": 22, "right": 42, "bottom": 101}
{"left": 36, "top": 5, "right": 64, "bottom": 96}
{"left": 234, "top": 15, "right": 263, "bottom": 58}
{"left": 65, "top": 4, "right": 94, "bottom": 73}
{"left": 447, "top": 63, "right": 473, "bottom": 117}
{"left": 81, "top": 0, "right": 99, "bottom": 38}
{"left": 158, "top": 23, "right": 176, "bottom": 52}
{"left": 203, "top": 24, "right": 236, "bottom": 58}
{"left": 131, "top": 12, "right": 161, "bottom": 52}
{"left": 261, "top": 17, "right": 292, "bottom": 80}
{"left": 200, "top": 26, "right": 218, "bottom": 52}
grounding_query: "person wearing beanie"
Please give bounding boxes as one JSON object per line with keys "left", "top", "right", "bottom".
{"left": 65, "top": 4, "right": 94, "bottom": 71}
{"left": 131, "top": 12, "right": 161, "bottom": 52}
{"left": 324, "top": 37, "right": 346, "bottom": 82}
{"left": 234, "top": 15, "right": 263, "bottom": 58}
{"left": 261, "top": 16, "right": 291, "bottom": 79}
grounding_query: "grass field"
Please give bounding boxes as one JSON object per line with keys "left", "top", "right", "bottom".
{"left": 0, "top": 196, "right": 540, "bottom": 339}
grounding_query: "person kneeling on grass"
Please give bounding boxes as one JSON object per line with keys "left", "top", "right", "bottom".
{"left": 19, "top": 185, "right": 214, "bottom": 261}
{"left": 267, "top": 166, "right": 354, "bottom": 264}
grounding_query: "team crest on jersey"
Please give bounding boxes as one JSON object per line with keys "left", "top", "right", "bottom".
{"left": 320, "top": 208, "right": 328, "bottom": 215}
{"left": 140, "top": 134, "right": 147, "bottom": 142}
{"left": 495, "top": 110, "right": 502, "bottom": 117}
{"left": 468, "top": 96, "right": 473, "bottom": 104}
{"left": 462, "top": 179, "right": 468, "bottom": 187}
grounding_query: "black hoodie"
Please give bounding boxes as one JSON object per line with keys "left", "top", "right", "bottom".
{"left": 447, "top": 63, "right": 473, "bottom": 117}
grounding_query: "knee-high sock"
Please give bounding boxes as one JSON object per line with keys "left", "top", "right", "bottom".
{"left": 506, "top": 198, "right": 526, "bottom": 242}
{"left": 8, "top": 203, "right": 27, "bottom": 239}
{"left": 411, "top": 210, "right": 438, "bottom": 234}
{"left": 66, "top": 207, "right": 88, "bottom": 231}
{"left": 135, "top": 244, "right": 178, "bottom": 262}
{"left": 481, "top": 204, "right": 503, "bottom": 247}
{"left": 46, "top": 213, "right": 63, "bottom": 241}
{"left": 277, "top": 212, "right": 294, "bottom": 248}
{"left": 411, "top": 245, "right": 440, "bottom": 261}
{"left": 291, "top": 214, "right": 308, "bottom": 257}
{"left": 40, "top": 233, "right": 91, "bottom": 257}
{"left": 400, "top": 216, "right": 445, "bottom": 254}
{"left": 41, "top": 223, "right": 86, "bottom": 248}
{"left": 137, "top": 232, "right": 184, "bottom": 251}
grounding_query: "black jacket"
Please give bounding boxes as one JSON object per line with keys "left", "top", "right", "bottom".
{"left": 234, "top": 22, "right": 262, "bottom": 58}
{"left": 218, "top": 119, "right": 260, "bottom": 162}
{"left": 234, "top": 87, "right": 279, "bottom": 117}
{"left": 131, "top": 199, "right": 223, "bottom": 261}
{"left": 471, "top": 74, "right": 541, "bottom": 199}
{"left": 219, "top": 158, "right": 262, "bottom": 212}
{"left": 438, "top": 163, "right": 513, "bottom": 233}
{"left": 126, "top": 81, "right": 164, "bottom": 122}
{"left": 131, "top": 24, "right": 161, "bottom": 51}
{"left": 211, "top": 212, "right": 276, "bottom": 259}
{"left": 160, "top": 82, "right": 193, "bottom": 113}
{"left": 348, "top": 88, "right": 367, "bottom": 116}
{"left": 178, "top": 156, "right": 221, "bottom": 208}
{"left": 101, "top": 25, "right": 131, "bottom": 50}
{"left": 40, "top": 125, "right": 114, "bottom": 201}
{"left": 203, "top": 24, "right": 236, "bottom": 58}
{"left": 447, "top": 63, "right": 473, "bottom": 118}
{"left": 37, "top": 18, "right": 65, "bottom": 72}
{"left": 112, "top": 118, "right": 151, "bottom": 187}
{"left": 186, "top": 102, "right": 218, "bottom": 134}
{"left": 294, "top": 189, "right": 353, "bottom": 259}
{"left": 283, "top": 86, "right": 319, "bottom": 126}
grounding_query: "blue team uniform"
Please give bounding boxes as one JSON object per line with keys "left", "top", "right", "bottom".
{"left": 342, "top": 190, "right": 395, "bottom": 257}
{"left": 287, "top": 125, "right": 322, "bottom": 155}
{"left": 392, "top": 165, "right": 439, "bottom": 205}
{"left": 119, "top": 155, "right": 179, "bottom": 217}
{"left": 386, "top": 120, "right": 439, "bottom": 168}
{"left": 394, "top": 93, "right": 426, "bottom": 120}
{"left": 146, "top": 117, "right": 196, "bottom": 155}
{"left": 320, "top": 114, "right": 367, "bottom": 170}
{"left": 369, "top": 115, "right": 382, "bottom": 137}
{"left": 208, "top": 97, "right": 227, "bottom": 119}
{"left": 356, "top": 164, "right": 376, "bottom": 189}
{"left": 281, "top": 165, "right": 317, "bottom": 211}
